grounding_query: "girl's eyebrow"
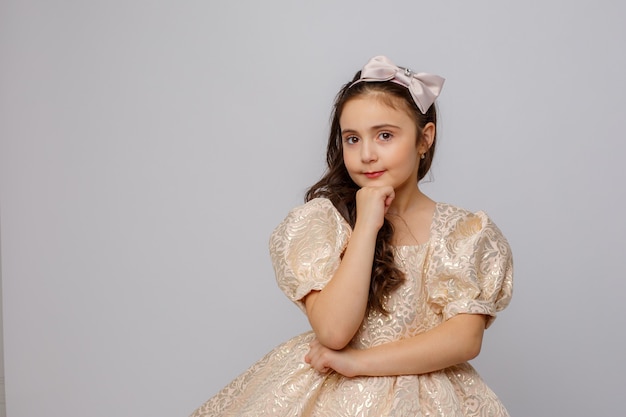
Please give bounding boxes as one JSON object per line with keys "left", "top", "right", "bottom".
{"left": 371, "top": 124, "right": 401, "bottom": 130}
{"left": 341, "top": 124, "right": 401, "bottom": 135}
{"left": 340, "top": 128, "right": 358, "bottom": 135}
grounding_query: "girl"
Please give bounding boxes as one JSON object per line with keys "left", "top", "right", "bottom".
{"left": 190, "top": 55, "right": 513, "bottom": 416}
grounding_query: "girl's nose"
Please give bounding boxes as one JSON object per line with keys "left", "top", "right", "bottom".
{"left": 360, "top": 140, "right": 377, "bottom": 162}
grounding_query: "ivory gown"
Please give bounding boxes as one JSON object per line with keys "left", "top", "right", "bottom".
{"left": 190, "top": 198, "right": 513, "bottom": 417}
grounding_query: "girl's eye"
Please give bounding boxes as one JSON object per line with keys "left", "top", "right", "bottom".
{"left": 344, "top": 136, "right": 359, "bottom": 144}
{"left": 378, "top": 132, "right": 393, "bottom": 141}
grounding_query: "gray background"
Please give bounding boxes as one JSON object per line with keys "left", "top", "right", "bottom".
{"left": 1, "top": 1, "right": 625, "bottom": 416}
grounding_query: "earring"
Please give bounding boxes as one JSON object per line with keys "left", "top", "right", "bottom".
{"left": 420, "top": 153, "right": 426, "bottom": 160}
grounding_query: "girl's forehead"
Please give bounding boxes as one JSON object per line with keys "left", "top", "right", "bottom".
{"left": 340, "top": 94, "right": 414, "bottom": 123}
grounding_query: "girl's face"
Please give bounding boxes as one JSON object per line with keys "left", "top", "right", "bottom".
{"left": 340, "top": 95, "right": 429, "bottom": 194}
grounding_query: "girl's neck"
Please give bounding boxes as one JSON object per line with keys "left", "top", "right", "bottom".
{"left": 386, "top": 186, "right": 437, "bottom": 246}
{"left": 387, "top": 186, "right": 433, "bottom": 217}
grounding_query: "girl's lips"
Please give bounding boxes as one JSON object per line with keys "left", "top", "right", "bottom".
{"left": 364, "top": 171, "right": 385, "bottom": 179}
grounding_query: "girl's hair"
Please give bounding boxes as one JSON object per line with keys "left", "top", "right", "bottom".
{"left": 305, "top": 70, "right": 438, "bottom": 314}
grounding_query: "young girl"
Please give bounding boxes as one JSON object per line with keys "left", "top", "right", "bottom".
{"left": 190, "top": 55, "right": 513, "bottom": 417}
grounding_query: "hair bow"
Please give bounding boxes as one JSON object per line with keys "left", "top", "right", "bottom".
{"left": 352, "top": 55, "right": 445, "bottom": 114}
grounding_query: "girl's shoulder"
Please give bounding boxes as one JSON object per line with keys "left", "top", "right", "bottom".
{"left": 270, "top": 198, "right": 351, "bottom": 243}
{"left": 296, "top": 197, "right": 338, "bottom": 213}
{"left": 269, "top": 198, "right": 352, "bottom": 312}
{"left": 432, "top": 202, "right": 508, "bottom": 243}
{"left": 435, "top": 201, "right": 472, "bottom": 218}
{"left": 281, "top": 197, "right": 348, "bottom": 226}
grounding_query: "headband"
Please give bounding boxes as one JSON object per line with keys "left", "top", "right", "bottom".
{"left": 351, "top": 55, "right": 445, "bottom": 114}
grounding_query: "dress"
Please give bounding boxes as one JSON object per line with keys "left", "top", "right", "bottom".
{"left": 190, "top": 198, "right": 513, "bottom": 417}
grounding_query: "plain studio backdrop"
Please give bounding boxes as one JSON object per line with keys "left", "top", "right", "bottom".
{"left": 1, "top": 1, "right": 625, "bottom": 416}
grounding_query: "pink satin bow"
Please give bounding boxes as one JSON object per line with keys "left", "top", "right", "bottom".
{"left": 352, "top": 56, "right": 445, "bottom": 114}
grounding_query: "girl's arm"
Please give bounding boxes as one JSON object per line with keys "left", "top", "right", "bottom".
{"left": 305, "top": 313, "right": 487, "bottom": 377}
{"left": 304, "top": 186, "right": 394, "bottom": 351}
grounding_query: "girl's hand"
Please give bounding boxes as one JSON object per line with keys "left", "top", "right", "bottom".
{"left": 355, "top": 185, "right": 395, "bottom": 231}
{"left": 304, "top": 338, "right": 360, "bottom": 377}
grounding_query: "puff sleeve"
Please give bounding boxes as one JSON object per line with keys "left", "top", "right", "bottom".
{"left": 269, "top": 198, "right": 352, "bottom": 313}
{"left": 426, "top": 207, "right": 513, "bottom": 328}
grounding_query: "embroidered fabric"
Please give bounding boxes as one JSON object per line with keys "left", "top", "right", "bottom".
{"left": 190, "top": 198, "right": 513, "bottom": 417}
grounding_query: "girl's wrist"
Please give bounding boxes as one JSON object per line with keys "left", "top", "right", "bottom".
{"left": 350, "top": 347, "right": 370, "bottom": 377}
{"left": 351, "top": 221, "right": 381, "bottom": 241}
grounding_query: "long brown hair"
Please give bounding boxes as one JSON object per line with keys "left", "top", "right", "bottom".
{"left": 305, "top": 71, "right": 438, "bottom": 314}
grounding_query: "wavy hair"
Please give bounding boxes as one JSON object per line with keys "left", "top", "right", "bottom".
{"left": 305, "top": 70, "right": 438, "bottom": 314}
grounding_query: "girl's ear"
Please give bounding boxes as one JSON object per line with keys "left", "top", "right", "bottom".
{"left": 420, "top": 122, "right": 436, "bottom": 153}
